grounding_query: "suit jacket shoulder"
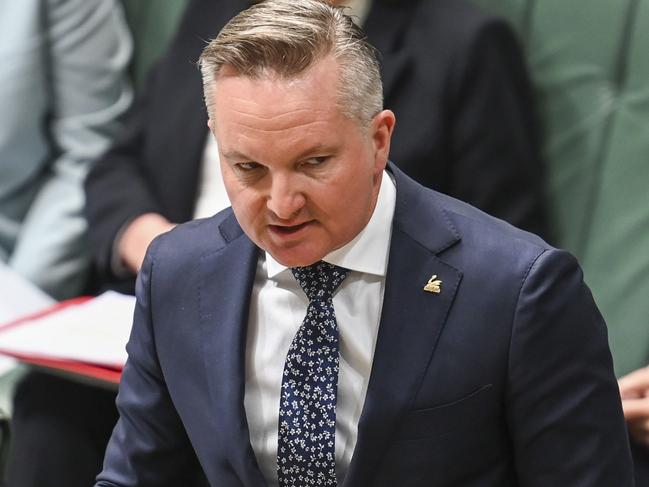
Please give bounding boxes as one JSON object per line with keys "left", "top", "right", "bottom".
{"left": 376, "top": 165, "right": 632, "bottom": 486}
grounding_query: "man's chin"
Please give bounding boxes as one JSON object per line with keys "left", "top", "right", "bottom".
{"left": 265, "top": 246, "right": 325, "bottom": 269}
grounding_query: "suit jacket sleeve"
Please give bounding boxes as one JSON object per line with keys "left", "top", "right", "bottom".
{"left": 8, "top": 0, "right": 132, "bottom": 300}
{"left": 446, "top": 16, "right": 548, "bottom": 238}
{"left": 96, "top": 237, "right": 202, "bottom": 486}
{"left": 507, "top": 248, "right": 633, "bottom": 485}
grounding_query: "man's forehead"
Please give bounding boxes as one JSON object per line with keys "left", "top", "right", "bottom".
{"left": 213, "top": 55, "right": 340, "bottom": 95}
{"left": 211, "top": 58, "right": 342, "bottom": 121}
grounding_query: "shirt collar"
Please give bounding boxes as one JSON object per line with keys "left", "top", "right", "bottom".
{"left": 266, "top": 170, "right": 396, "bottom": 279}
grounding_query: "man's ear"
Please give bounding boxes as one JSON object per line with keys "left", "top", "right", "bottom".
{"left": 371, "top": 109, "right": 396, "bottom": 170}
{"left": 207, "top": 118, "right": 214, "bottom": 132}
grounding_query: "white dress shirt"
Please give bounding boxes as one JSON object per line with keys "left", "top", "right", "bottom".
{"left": 244, "top": 171, "right": 395, "bottom": 486}
{"left": 193, "top": 135, "right": 231, "bottom": 219}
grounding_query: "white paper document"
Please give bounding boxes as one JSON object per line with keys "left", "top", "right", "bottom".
{"left": 0, "top": 261, "right": 57, "bottom": 374}
{"left": 0, "top": 260, "right": 55, "bottom": 323}
{"left": 0, "top": 291, "right": 136, "bottom": 368}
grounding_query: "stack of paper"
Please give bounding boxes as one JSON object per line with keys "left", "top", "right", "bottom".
{"left": 0, "top": 261, "right": 56, "bottom": 376}
{"left": 0, "top": 261, "right": 54, "bottom": 323}
{"left": 0, "top": 291, "right": 136, "bottom": 385}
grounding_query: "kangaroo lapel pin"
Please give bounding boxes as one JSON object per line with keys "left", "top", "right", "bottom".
{"left": 424, "top": 274, "right": 442, "bottom": 294}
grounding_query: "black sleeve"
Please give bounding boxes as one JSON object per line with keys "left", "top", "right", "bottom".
{"left": 84, "top": 88, "right": 162, "bottom": 290}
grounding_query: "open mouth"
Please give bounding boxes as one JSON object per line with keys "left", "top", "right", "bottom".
{"left": 269, "top": 221, "right": 312, "bottom": 235}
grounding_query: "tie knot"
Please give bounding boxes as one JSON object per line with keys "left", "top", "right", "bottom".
{"left": 291, "top": 261, "right": 350, "bottom": 301}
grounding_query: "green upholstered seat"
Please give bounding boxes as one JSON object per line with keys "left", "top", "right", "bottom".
{"left": 474, "top": 0, "right": 649, "bottom": 376}
{"left": 121, "top": 0, "right": 188, "bottom": 89}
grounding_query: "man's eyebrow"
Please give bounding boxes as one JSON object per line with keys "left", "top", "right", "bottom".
{"left": 293, "top": 144, "right": 334, "bottom": 161}
{"left": 221, "top": 150, "right": 251, "bottom": 161}
{"left": 222, "top": 144, "right": 335, "bottom": 163}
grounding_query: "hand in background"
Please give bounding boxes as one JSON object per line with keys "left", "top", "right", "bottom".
{"left": 619, "top": 366, "right": 649, "bottom": 446}
{"left": 118, "top": 213, "right": 176, "bottom": 273}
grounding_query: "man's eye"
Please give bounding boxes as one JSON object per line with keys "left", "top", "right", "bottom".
{"left": 304, "top": 156, "right": 328, "bottom": 166}
{"left": 236, "top": 162, "right": 261, "bottom": 171}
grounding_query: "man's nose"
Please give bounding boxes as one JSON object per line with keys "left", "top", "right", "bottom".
{"left": 266, "top": 174, "right": 306, "bottom": 220}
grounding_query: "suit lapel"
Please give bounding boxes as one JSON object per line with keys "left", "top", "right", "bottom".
{"left": 197, "top": 214, "right": 266, "bottom": 487}
{"left": 344, "top": 166, "right": 463, "bottom": 486}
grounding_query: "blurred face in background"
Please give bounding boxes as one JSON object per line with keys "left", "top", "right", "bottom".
{"left": 209, "top": 56, "right": 394, "bottom": 267}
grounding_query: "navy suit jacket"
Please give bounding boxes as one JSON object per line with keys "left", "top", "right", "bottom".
{"left": 97, "top": 165, "right": 632, "bottom": 486}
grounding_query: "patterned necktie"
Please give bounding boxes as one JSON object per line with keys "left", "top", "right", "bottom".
{"left": 277, "top": 261, "right": 350, "bottom": 487}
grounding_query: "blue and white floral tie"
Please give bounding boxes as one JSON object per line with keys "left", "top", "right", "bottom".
{"left": 277, "top": 261, "right": 350, "bottom": 487}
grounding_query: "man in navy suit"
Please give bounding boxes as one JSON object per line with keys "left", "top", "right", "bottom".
{"left": 97, "top": 1, "right": 632, "bottom": 485}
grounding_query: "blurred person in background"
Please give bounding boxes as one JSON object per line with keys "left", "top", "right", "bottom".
{"left": 0, "top": 0, "right": 132, "bottom": 300}
{"left": 0, "top": 0, "right": 131, "bottom": 485}
{"left": 619, "top": 366, "right": 649, "bottom": 483}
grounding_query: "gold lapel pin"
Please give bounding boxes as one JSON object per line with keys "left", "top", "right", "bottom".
{"left": 424, "top": 275, "right": 442, "bottom": 294}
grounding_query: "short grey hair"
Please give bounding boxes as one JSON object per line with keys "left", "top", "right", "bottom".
{"left": 198, "top": 0, "right": 383, "bottom": 126}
